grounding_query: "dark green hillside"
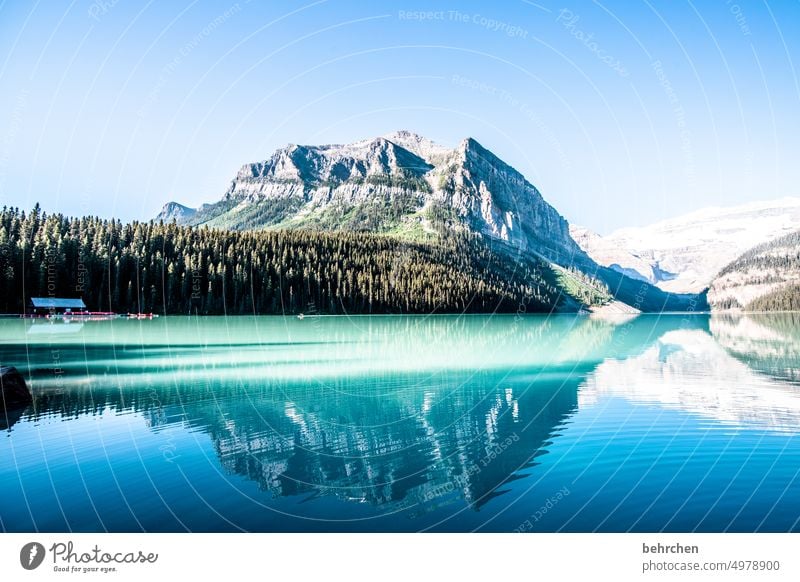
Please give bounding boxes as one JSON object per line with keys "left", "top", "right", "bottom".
{"left": 0, "top": 206, "right": 577, "bottom": 315}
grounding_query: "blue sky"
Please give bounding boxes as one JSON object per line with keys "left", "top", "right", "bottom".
{"left": 0, "top": 0, "right": 798, "bottom": 234}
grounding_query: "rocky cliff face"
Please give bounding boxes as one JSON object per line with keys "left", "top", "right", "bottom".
{"left": 425, "top": 137, "right": 580, "bottom": 262}
{"left": 159, "top": 131, "right": 583, "bottom": 265}
{"left": 231, "top": 136, "right": 432, "bottom": 190}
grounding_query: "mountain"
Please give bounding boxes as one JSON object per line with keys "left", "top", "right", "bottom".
{"left": 573, "top": 197, "right": 800, "bottom": 294}
{"left": 708, "top": 229, "right": 800, "bottom": 311}
{"left": 158, "top": 131, "right": 703, "bottom": 313}
{"left": 569, "top": 224, "right": 662, "bottom": 284}
{"left": 161, "top": 131, "right": 582, "bottom": 264}
{"left": 156, "top": 202, "right": 196, "bottom": 223}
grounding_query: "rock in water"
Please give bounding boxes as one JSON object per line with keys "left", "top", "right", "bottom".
{"left": 1, "top": 366, "right": 31, "bottom": 408}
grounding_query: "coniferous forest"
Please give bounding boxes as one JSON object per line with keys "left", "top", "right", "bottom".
{"left": 0, "top": 205, "right": 570, "bottom": 315}
{"left": 747, "top": 283, "right": 800, "bottom": 312}
{"left": 717, "top": 229, "right": 800, "bottom": 312}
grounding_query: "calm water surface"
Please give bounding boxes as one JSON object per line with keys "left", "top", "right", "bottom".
{"left": 1, "top": 313, "right": 799, "bottom": 532}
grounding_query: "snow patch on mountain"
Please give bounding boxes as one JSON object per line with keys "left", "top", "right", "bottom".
{"left": 574, "top": 197, "right": 800, "bottom": 294}
{"left": 569, "top": 225, "right": 671, "bottom": 285}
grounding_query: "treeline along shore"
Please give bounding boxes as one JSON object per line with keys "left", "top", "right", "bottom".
{"left": 0, "top": 205, "right": 573, "bottom": 315}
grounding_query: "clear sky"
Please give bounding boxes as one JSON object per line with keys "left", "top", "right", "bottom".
{"left": 0, "top": 0, "right": 798, "bottom": 234}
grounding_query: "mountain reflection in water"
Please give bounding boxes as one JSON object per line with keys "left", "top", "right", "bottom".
{"left": 1, "top": 313, "right": 799, "bottom": 532}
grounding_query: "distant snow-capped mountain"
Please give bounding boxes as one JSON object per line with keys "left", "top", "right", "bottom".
{"left": 568, "top": 224, "right": 663, "bottom": 285}
{"left": 573, "top": 197, "right": 800, "bottom": 294}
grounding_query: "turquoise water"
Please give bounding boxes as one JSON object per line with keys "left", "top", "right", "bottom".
{"left": 1, "top": 313, "right": 799, "bottom": 532}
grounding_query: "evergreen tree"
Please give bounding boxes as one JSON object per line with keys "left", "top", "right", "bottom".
{"left": 0, "top": 206, "right": 568, "bottom": 315}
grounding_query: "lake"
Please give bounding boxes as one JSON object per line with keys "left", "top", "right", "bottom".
{"left": 1, "top": 313, "right": 799, "bottom": 532}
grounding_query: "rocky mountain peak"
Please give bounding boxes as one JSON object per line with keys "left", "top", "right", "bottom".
{"left": 382, "top": 130, "right": 451, "bottom": 164}
{"left": 233, "top": 136, "right": 433, "bottom": 190}
{"left": 159, "top": 131, "right": 584, "bottom": 264}
{"left": 156, "top": 202, "right": 196, "bottom": 223}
